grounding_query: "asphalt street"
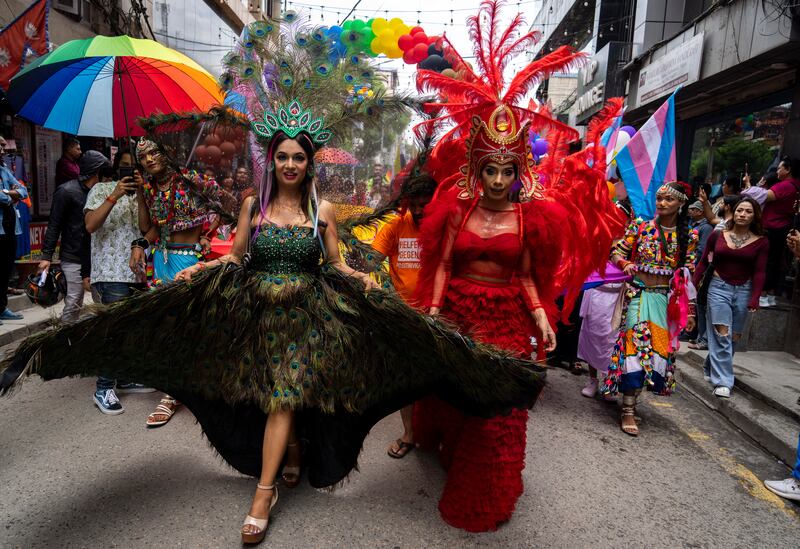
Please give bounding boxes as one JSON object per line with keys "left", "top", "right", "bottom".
{"left": 1, "top": 367, "right": 798, "bottom": 548}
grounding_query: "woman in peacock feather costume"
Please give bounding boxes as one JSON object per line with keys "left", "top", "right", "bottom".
{"left": 0, "top": 11, "right": 547, "bottom": 545}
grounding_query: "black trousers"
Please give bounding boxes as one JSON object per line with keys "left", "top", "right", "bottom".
{"left": 764, "top": 226, "right": 791, "bottom": 295}
{"left": 0, "top": 234, "right": 16, "bottom": 312}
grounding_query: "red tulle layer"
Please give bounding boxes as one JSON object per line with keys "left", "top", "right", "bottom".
{"left": 442, "top": 277, "right": 535, "bottom": 355}
{"left": 414, "top": 277, "right": 532, "bottom": 532}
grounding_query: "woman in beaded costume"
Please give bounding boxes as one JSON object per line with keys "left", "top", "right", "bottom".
{"left": 411, "top": 2, "right": 625, "bottom": 532}
{"left": 0, "top": 12, "right": 548, "bottom": 545}
{"left": 602, "top": 181, "right": 699, "bottom": 435}
{"left": 131, "top": 138, "right": 237, "bottom": 427}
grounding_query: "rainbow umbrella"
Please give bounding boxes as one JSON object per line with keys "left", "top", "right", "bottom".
{"left": 7, "top": 35, "right": 223, "bottom": 137}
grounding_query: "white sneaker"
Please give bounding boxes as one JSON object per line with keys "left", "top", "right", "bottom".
{"left": 581, "top": 378, "right": 598, "bottom": 398}
{"left": 764, "top": 477, "right": 800, "bottom": 501}
{"left": 713, "top": 386, "right": 731, "bottom": 398}
{"left": 769, "top": 295, "right": 777, "bottom": 307}
{"left": 759, "top": 296, "right": 772, "bottom": 308}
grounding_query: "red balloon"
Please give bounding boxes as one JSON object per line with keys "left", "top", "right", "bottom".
{"left": 427, "top": 35, "right": 439, "bottom": 45}
{"left": 412, "top": 32, "right": 428, "bottom": 45}
{"left": 397, "top": 34, "right": 415, "bottom": 51}
{"left": 205, "top": 145, "right": 222, "bottom": 164}
{"left": 194, "top": 145, "right": 207, "bottom": 159}
{"left": 402, "top": 49, "right": 416, "bottom": 65}
{"left": 220, "top": 141, "right": 237, "bottom": 158}
{"left": 234, "top": 140, "right": 244, "bottom": 153}
{"left": 204, "top": 134, "right": 221, "bottom": 147}
{"left": 409, "top": 26, "right": 424, "bottom": 36}
{"left": 412, "top": 43, "right": 429, "bottom": 63}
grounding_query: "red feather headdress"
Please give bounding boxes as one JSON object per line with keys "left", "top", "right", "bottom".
{"left": 417, "top": 0, "right": 586, "bottom": 201}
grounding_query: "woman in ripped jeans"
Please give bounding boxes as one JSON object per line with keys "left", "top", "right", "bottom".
{"left": 693, "top": 197, "right": 768, "bottom": 398}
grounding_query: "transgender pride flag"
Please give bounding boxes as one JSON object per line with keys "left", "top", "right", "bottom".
{"left": 600, "top": 113, "right": 623, "bottom": 180}
{"left": 615, "top": 89, "right": 679, "bottom": 220}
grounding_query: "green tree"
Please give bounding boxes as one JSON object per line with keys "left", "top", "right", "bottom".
{"left": 714, "top": 138, "right": 776, "bottom": 179}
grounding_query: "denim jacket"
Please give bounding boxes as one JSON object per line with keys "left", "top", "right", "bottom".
{"left": 0, "top": 165, "right": 28, "bottom": 236}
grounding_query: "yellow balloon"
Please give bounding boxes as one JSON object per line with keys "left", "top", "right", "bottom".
{"left": 389, "top": 17, "right": 404, "bottom": 28}
{"left": 370, "top": 37, "right": 385, "bottom": 54}
{"left": 372, "top": 17, "right": 388, "bottom": 33}
{"left": 388, "top": 46, "right": 404, "bottom": 58}
{"left": 441, "top": 68, "right": 457, "bottom": 79}
{"left": 379, "top": 34, "right": 396, "bottom": 51}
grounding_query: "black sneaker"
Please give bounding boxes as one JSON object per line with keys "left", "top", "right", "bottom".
{"left": 116, "top": 382, "right": 156, "bottom": 394}
{"left": 93, "top": 389, "right": 124, "bottom": 415}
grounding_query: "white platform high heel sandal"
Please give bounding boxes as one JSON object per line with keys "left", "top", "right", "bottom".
{"left": 241, "top": 483, "right": 278, "bottom": 545}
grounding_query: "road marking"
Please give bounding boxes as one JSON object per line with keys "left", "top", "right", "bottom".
{"left": 649, "top": 399, "right": 799, "bottom": 521}
{"left": 686, "top": 430, "right": 710, "bottom": 441}
{"left": 716, "top": 448, "right": 799, "bottom": 519}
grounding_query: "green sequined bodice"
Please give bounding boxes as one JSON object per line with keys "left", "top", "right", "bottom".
{"left": 250, "top": 224, "right": 322, "bottom": 275}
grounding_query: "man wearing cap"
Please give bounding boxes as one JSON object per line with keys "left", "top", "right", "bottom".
{"left": 687, "top": 199, "right": 713, "bottom": 351}
{"left": 688, "top": 200, "right": 713, "bottom": 256}
{"left": 39, "top": 150, "right": 109, "bottom": 323}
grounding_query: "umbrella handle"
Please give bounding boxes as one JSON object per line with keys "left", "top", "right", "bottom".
{"left": 186, "top": 122, "right": 207, "bottom": 168}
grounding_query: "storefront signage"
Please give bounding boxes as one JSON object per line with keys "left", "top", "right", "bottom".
{"left": 34, "top": 127, "right": 61, "bottom": 216}
{"left": 575, "top": 42, "right": 629, "bottom": 125}
{"left": 635, "top": 32, "right": 704, "bottom": 105}
{"left": 28, "top": 221, "right": 47, "bottom": 255}
{"left": 576, "top": 59, "right": 604, "bottom": 116}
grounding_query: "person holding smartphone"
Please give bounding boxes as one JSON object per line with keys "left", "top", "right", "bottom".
{"left": 84, "top": 150, "right": 153, "bottom": 414}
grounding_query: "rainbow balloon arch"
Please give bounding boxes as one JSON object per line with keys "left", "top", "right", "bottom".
{"left": 324, "top": 16, "right": 458, "bottom": 76}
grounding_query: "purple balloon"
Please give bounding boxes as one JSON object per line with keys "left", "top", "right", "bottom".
{"left": 620, "top": 125, "right": 636, "bottom": 138}
{"left": 533, "top": 138, "right": 548, "bottom": 157}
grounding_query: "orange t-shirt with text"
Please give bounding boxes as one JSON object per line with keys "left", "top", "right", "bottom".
{"left": 371, "top": 211, "right": 420, "bottom": 303}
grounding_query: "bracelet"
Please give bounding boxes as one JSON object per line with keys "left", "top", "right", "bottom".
{"left": 197, "top": 262, "right": 206, "bottom": 271}
{"left": 131, "top": 237, "right": 150, "bottom": 249}
{"left": 617, "top": 259, "right": 632, "bottom": 270}
{"left": 106, "top": 196, "right": 118, "bottom": 205}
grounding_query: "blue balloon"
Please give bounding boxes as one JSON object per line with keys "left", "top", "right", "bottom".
{"left": 327, "top": 25, "right": 342, "bottom": 37}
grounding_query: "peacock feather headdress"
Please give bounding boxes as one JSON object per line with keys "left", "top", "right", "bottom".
{"left": 252, "top": 100, "right": 332, "bottom": 145}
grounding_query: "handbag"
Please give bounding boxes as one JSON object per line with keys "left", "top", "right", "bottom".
{"left": 697, "top": 236, "right": 716, "bottom": 306}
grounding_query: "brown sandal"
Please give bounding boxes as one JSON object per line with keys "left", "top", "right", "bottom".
{"left": 387, "top": 438, "right": 415, "bottom": 459}
{"left": 146, "top": 396, "right": 180, "bottom": 427}
{"left": 621, "top": 405, "right": 639, "bottom": 436}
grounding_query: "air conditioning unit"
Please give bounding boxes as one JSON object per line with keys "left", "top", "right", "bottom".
{"left": 54, "top": 0, "right": 80, "bottom": 16}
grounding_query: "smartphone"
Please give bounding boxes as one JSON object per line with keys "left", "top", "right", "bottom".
{"left": 119, "top": 167, "right": 136, "bottom": 195}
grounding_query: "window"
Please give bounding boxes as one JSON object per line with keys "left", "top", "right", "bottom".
{"left": 688, "top": 102, "right": 792, "bottom": 186}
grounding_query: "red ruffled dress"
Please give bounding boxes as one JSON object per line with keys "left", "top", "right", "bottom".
{"left": 413, "top": 198, "right": 545, "bottom": 532}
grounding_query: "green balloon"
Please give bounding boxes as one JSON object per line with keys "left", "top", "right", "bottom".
{"left": 361, "top": 28, "right": 375, "bottom": 45}
{"left": 352, "top": 19, "right": 366, "bottom": 31}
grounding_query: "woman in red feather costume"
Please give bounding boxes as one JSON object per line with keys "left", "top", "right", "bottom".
{"left": 412, "top": 1, "right": 626, "bottom": 532}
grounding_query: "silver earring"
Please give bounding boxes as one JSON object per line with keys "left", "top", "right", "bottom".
{"left": 267, "top": 161, "right": 274, "bottom": 171}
